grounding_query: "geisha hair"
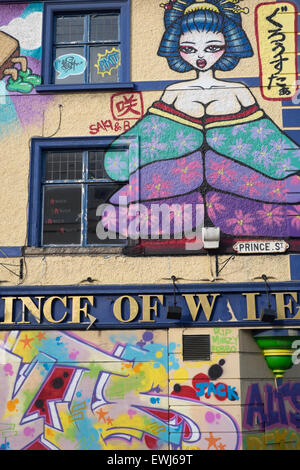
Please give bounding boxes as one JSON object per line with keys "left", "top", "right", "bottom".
{"left": 158, "top": 2, "right": 253, "bottom": 72}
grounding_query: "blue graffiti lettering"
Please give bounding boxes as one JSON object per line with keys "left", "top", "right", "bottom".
{"left": 196, "top": 382, "right": 239, "bottom": 400}
{"left": 244, "top": 382, "right": 300, "bottom": 431}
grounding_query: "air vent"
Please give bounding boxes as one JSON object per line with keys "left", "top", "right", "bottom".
{"left": 183, "top": 334, "right": 210, "bottom": 361}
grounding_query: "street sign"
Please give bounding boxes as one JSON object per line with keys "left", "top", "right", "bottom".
{"left": 233, "top": 240, "right": 289, "bottom": 254}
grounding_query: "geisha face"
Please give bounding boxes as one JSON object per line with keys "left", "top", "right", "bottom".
{"left": 179, "top": 29, "right": 226, "bottom": 72}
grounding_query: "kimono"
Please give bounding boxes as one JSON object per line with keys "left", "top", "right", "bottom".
{"left": 102, "top": 100, "right": 300, "bottom": 240}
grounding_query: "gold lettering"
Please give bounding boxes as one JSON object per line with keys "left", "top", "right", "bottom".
{"left": 295, "top": 305, "right": 300, "bottom": 319}
{"left": 68, "top": 296, "right": 94, "bottom": 324}
{"left": 243, "top": 293, "right": 260, "bottom": 320}
{"left": 182, "top": 294, "right": 220, "bottom": 321}
{"left": 113, "top": 296, "right": 139, "bottom": 323}
{"left": 138, "top": 295, "right": 164, "bottom": 323}
{"left": 43, "top": 296, "right": 68, "bottom": 323}
{"left": 18, "top": 296, "right": 44, "bottom": 324}
{"left": 226, "top": 300, "right": 238, "bottom": 321}
{"left": 1, "top": 297, "right": 16, "bottom": 324}
{"left": 274, "top": 292, "right": 298, "bottom": 320}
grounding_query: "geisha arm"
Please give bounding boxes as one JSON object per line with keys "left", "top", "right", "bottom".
{"left": 160, "top": 84, "right": 179, "bottom": 105}
{"left": 235, "top": 82, "right": 257, "bottom": 108}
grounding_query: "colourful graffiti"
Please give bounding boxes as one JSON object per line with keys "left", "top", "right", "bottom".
{"left": 196, "top": 382, "right": 239, "bottom": 400}
{"left": 172, "top": 358, "right": 240, "bottom": 402}
{"left": 0, "top": 330, "right": 240, "bottom": 450}
{"left": 0, "top": 31, "right": 41, "bottom": 94}
{"left": 98, "top": 0, "right": 300, "bottom": 247}
{"left": 243, "top": 382, "right": 300, "bottom": 431}
{"left": 0, "top": 3, "right": 54, "bottom": 139}
{"left": 94, "top": 48, "right": 121, "bottom": 77}
{"left": 244, "top": 428, "right": 300, "bottom": 450}
{"left": 0, "top": 4, "right": 42, "bottom": 93}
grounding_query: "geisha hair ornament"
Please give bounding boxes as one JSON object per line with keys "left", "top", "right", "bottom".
{"left": 160, "top": 0, "right": 249, "bottom": 15}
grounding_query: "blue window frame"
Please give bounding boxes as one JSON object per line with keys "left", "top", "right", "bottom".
{"left": 38, "top": 1, "right": 133, "bottom": 92}
{"left": 28, "top": 137, "right": 128, "bottom": 247}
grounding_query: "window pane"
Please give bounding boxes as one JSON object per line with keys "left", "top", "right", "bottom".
{"left": 88, "top": 150, "right": 113, "bottom": 180}
{"left": 43, "top": 185, "right": 82, "bottom": 245}
{"left": 90, "top": 14, "right": 119, "bottom": 42}
{"left": 55, "top": 16, "right": 85, "bottom": 43}
{"left": 90, "top": 45, "right": 120, "bottom": 83}
{"left": 87, "top": 183, "right": 125, "bottom": 244}
{"left": 54, "top": 47, "right": 86, "bottom": 84}
{"left": 45, "top": 151, "right": 83, "bottom": 181}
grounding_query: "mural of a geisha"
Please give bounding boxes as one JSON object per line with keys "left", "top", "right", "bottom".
{"left": 101, "top": 0, "right": 300, "bottom": 252}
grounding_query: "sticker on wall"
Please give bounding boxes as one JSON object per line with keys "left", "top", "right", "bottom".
{"left": 255, "top": 2, "right": 298, "bottom": 100}
{"left": 54, "top": 54, "right": 87, "bottom": 80}
{"left": 94, "top": 48, "right": 121, "bottom": 77}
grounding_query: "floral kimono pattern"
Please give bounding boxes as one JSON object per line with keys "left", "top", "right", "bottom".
{"left": 102, "top": 101, "right": 300, "bottom": 240}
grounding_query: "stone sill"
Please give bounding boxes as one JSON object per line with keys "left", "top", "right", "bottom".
{"left": 24, "top": 247, "right": 124, "bottom": 257}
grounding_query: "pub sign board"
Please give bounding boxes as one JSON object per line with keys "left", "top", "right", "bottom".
{"left": 0, "top": 283, "right": 300, "bottom": 329}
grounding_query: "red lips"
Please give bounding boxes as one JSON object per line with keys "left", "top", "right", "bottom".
{"left": 196, "top": 59, "right": 207, "bottom": 69}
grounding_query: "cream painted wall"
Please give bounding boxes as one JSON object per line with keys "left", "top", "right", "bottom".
{"left": 0, "top": 253, "right": 291, "bottom": 286}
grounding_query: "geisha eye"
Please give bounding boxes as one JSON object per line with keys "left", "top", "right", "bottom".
{"left": 204, "top": 45, "right": 226, "bottom": 53}
{"left": 179, "top": 45, "right": 197, "bottom": 54}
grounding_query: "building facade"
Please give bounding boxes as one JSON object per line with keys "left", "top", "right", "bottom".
{"left": 0, "top": 0, "right": 300, "bottom": 451}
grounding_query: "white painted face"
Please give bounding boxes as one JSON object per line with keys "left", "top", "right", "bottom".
{"left": 179, "top": 29, "right": 226, "bottom": 72}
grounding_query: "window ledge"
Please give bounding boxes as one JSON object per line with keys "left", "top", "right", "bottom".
{"left": 24, "top": 246, "right": 124, "bottom": 256}
{"left": 36, "top": 83, "right": 135, "bottom": 93}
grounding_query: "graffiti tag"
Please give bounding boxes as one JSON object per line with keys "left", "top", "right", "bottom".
{"left": 196, "top": 382, "right": 239, "bottom": 401}
{"left": 243, "top": 382, "right": 300, "bottom": 431}
{"left": 89, "top": 120, "right": 132, "bottom": 135}
{"left": 94, "top": 48, "right": 121, "bottom": 77}
{"left": 54, "top": 54, "right": 87, "bottom": 80}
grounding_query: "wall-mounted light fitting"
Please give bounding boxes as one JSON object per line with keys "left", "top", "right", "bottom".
{"left": 260, "top": 274, "right": 276, "bottom": 322}
{"left": 202, "top": 227, "right": 220, "bottom": 249}
{"left": 166, "top": 275, "right": 182, "bottom": 320}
